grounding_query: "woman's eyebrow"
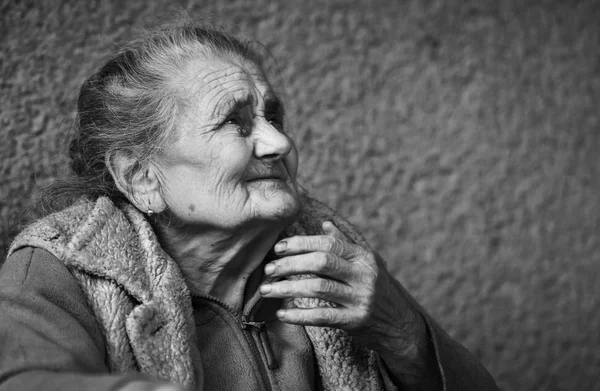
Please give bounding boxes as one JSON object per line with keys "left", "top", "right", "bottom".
{"left": 214, "top": 94, "right": 254, "bottom": 119}
{"left": 264, "top": 94, "right": 285, "bottom": 114}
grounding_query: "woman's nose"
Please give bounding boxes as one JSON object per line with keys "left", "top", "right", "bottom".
{"left": 252, "top": 119, "right": 292, "bottom": 161}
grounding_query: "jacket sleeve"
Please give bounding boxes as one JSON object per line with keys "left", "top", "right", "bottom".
{"left": 377, "top": 312, "right": 499, "bottom": 391}
{"left": 422, "top": 314, "right": 499, "bottom": 391}
{"left": 384, "top": 269, "right": 500, "bottom": 390}
{"left": 0, "top": 247, "right": 149, "bottom": 391}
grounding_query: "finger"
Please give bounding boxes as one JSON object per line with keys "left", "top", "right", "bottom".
{"left": 274, "top": 234, "right": 359, "bottom": 259}
{"left": 118, "top": 381, "right": 185, "bottom": 391}
{"left": 276, "top": 307, "right": 354, "bottom": 328}
{"left": 264, "top": 252, "right": 353, "bottom": 281}
{"left": 153, "top": 385, "right": 185, "bottom": 391}
{"left": 259, "top": 278, "right": 354, "bottom": 305}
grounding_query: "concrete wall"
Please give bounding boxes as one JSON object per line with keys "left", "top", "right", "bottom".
{"left": 1, "top": 1, "right": 599, "bottom": 389}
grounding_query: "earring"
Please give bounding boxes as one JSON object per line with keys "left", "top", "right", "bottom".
{"left": 146, "top": 199, "right": 154, "bottom": 216}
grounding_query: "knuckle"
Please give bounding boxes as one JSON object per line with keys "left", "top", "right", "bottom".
{"left": 296, "top": 311, "right": 308, "bottom": 323}
{"left": 272, "top": 260, "right": 284, "bottom": 275}
{"left": 330, "top": 238, "right": 344, "bottom": 254}
{"left": 315, "top": 279, "right": 332, "bottom": 295}
{"left": 287, "top": 236, "right": 304, "bottom": 251}
{"left": 317, "top": 253, "right": 335, "bottom": 274}
{"left": 279, "top": 282, "right": 292, "bottom": 295}
{"left": 324, "top": 236, "right": 343, "bottom": 254}
{"left": 287, "top": 236, "right": 301, "bottom": 250}
{"left": 318, "top": 236, "right": 334, "bottom": 252}
{"left": 317, "top": 309, "right": 335, "bottom": 324}
{"left": 282, "top": 258, "right": 297, "bottom": 274}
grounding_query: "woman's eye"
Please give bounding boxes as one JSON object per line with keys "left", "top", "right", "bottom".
{"left": 267, "top": 114, "right": 284, "bottom": 131}
{"left": 225, "top": 116, "right": 240, "bottom": 126}
{"left": 222, "top": 115, "right": 250, "bottom": 136}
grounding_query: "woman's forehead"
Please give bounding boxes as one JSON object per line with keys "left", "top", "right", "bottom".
{"left": 178, "top": 56, "right": 272, "bottom": 107}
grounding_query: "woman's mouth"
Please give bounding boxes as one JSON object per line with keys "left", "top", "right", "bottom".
{"left": 246, "top": 167, "right": 288, "bottom": 183}
{"left": 247, "top": 176, "right": 284, "bottom": 182}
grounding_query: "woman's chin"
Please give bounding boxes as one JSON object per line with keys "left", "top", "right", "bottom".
{"left": 251, "top": 190, "right": 302, "bottom": 224}
{"left": 246, "top": 179, "right": 301, "bottom": 218}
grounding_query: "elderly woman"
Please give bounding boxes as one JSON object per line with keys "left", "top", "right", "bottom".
{"left": 0, "top": 25, "right": 498, "bottom": 391}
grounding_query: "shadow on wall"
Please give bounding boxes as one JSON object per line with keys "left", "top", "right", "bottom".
{"left": 1, "top": 1, "right": 599, "bottom": 390}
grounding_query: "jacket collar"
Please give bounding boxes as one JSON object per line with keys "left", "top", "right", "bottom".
{"left": 10, "top": 196, "right": 182, "bottom": 304}
{"left": 9, "top": 197, "right": 199, "bottom": 388}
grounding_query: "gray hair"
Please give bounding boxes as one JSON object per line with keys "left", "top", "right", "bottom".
{"left": 41, "top": 24, "right": 269, "bottom": 211}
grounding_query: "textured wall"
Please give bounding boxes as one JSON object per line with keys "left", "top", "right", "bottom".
{"left": 1, "top": 0, "right": 599, "bottom": 390}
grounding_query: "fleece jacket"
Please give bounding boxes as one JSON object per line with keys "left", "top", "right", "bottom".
{"left": 0, "top": 194, "right": 499, "bottom": 390}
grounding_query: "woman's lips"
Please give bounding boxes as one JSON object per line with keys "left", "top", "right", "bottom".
{"left": 246, "top": 173, "right": 290, "bottom": 189}
{"left": 246, "top": 163, "right": 292, "bottom": 183}
{"left": 247, "top": 176, "right": 284, "bottom": 181}
{"left": 246, "top": 169, "right": 288, "bottom": 182}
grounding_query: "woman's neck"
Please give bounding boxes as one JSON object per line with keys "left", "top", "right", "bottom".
{"left": 155, "top": 221, "right": 282, "bottom": 313}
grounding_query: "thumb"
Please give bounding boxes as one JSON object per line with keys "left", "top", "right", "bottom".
{"left": 322, "top": 220, "right": 351, "bottom": 242}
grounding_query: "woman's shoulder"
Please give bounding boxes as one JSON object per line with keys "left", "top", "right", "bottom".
{"left": 1, "top": 246, "right": 76, "bottom": 287}
{"left": 8, "top": 197, "right": 112, "bottom": 259}
{"left": 0, "top": 247, "right": 94, "bottom": 319}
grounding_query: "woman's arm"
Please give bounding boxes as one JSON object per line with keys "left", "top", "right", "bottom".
{"left": 259, "top": 221, "right": 499, "bottom": 391}
{"left": 376, "top": 276, "right": 499, "bottom": 391}
{"left": 0, "top": 247, "right": 181, "bottom": 391}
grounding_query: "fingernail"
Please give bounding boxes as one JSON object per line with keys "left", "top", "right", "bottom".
{"left": 259, "top": 284, "right": 272, "bottom": 295}
{"left": 276, "top": 309, "right": 286, "bottom": 318}
{"left": 264, "top": 263, "right": 277, "bottom": 275}
{"left": 274, "top": 241, "right": 287, "bottom": 253}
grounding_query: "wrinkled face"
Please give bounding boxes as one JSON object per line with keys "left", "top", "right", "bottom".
{"left": 153, "top": 55, "right": 301, "bottom": 231}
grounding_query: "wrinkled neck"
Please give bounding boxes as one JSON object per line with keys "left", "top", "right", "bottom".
{"left": 154, "top": 221, "right": 283, "bottom": 312}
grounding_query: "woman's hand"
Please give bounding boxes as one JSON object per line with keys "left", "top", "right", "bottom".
{"left": 259, "top": 221, "right": 441, "bottom": 389}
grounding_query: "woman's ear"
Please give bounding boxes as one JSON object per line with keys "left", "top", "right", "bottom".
{"left": 106, "top": 151, "right": 166, "bottom": 214}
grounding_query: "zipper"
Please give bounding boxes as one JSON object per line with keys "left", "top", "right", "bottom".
{"left": 241, "top": 316, "right": 278, "bottom": 369}
{"left": 240, "top": 284, "right": 279, "bottom": 370}
{"left": 193, "top": 293, "right": 278, "bottom": 388}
